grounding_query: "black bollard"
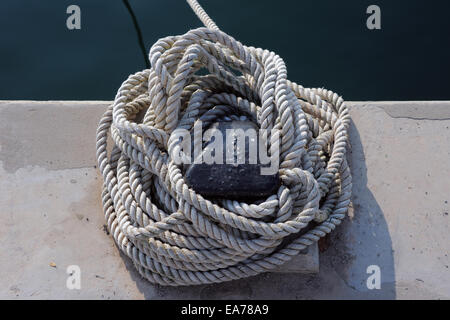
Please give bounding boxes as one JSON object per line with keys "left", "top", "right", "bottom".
{"left": 185, "top": 119, "right": 280, "bottom": 200}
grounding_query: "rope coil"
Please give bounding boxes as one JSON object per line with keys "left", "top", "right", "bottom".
{"left": 96, "top": 0, "right": 352, "bottom": 286}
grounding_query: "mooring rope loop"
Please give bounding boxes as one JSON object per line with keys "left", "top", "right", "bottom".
{"left": 96, "top": 0, "right": 352, "bottom": 286}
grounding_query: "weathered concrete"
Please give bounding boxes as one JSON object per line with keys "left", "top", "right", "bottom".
{"left": 0, "top": 100, "right": 449, "bottom": 299}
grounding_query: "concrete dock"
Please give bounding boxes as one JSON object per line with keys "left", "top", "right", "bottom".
{"left": 0, "top": 100, "right": 449, "bottom": 299}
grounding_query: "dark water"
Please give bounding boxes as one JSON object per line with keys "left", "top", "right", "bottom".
{"left": 1, "top": 0, "right": 449, "bottom": 101}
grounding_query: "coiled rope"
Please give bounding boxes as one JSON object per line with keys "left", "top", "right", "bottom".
{"left": 96, "top": 0, "right": 352, "bottom": 286}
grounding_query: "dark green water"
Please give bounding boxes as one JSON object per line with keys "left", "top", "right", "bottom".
{"left": 1, "top": 0, "right": 449, "bottom": 101}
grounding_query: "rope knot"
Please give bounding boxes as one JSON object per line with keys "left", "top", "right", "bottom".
{"left": 95, "top": 0, "right": 352, "bottom": 286}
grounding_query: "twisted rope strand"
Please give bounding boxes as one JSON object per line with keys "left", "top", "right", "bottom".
{"left": 96, "top": 0, "right": 352, "bottom": 286}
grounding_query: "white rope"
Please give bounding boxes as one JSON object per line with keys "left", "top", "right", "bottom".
{"left": 96, "top": 0, "right": 352, "bottom": 286}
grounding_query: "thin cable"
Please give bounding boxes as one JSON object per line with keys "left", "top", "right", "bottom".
{"left": 122, "top": 0, "right": 150, "bottom": 68}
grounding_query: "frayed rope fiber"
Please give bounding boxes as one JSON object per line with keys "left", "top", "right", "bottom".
{"left": 96, "top": 0, "right": 352, "bottom": 286}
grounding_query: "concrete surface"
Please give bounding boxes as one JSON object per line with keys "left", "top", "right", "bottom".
{"left": 0, "top": 100, "right": 449, "bottom": 299}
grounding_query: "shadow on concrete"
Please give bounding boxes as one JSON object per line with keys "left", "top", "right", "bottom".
{"left": 118, "top": 118, "right": 396, "bottom": 299}
{"left": 325, "top": 118, "right": 396, "bottom": 299}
